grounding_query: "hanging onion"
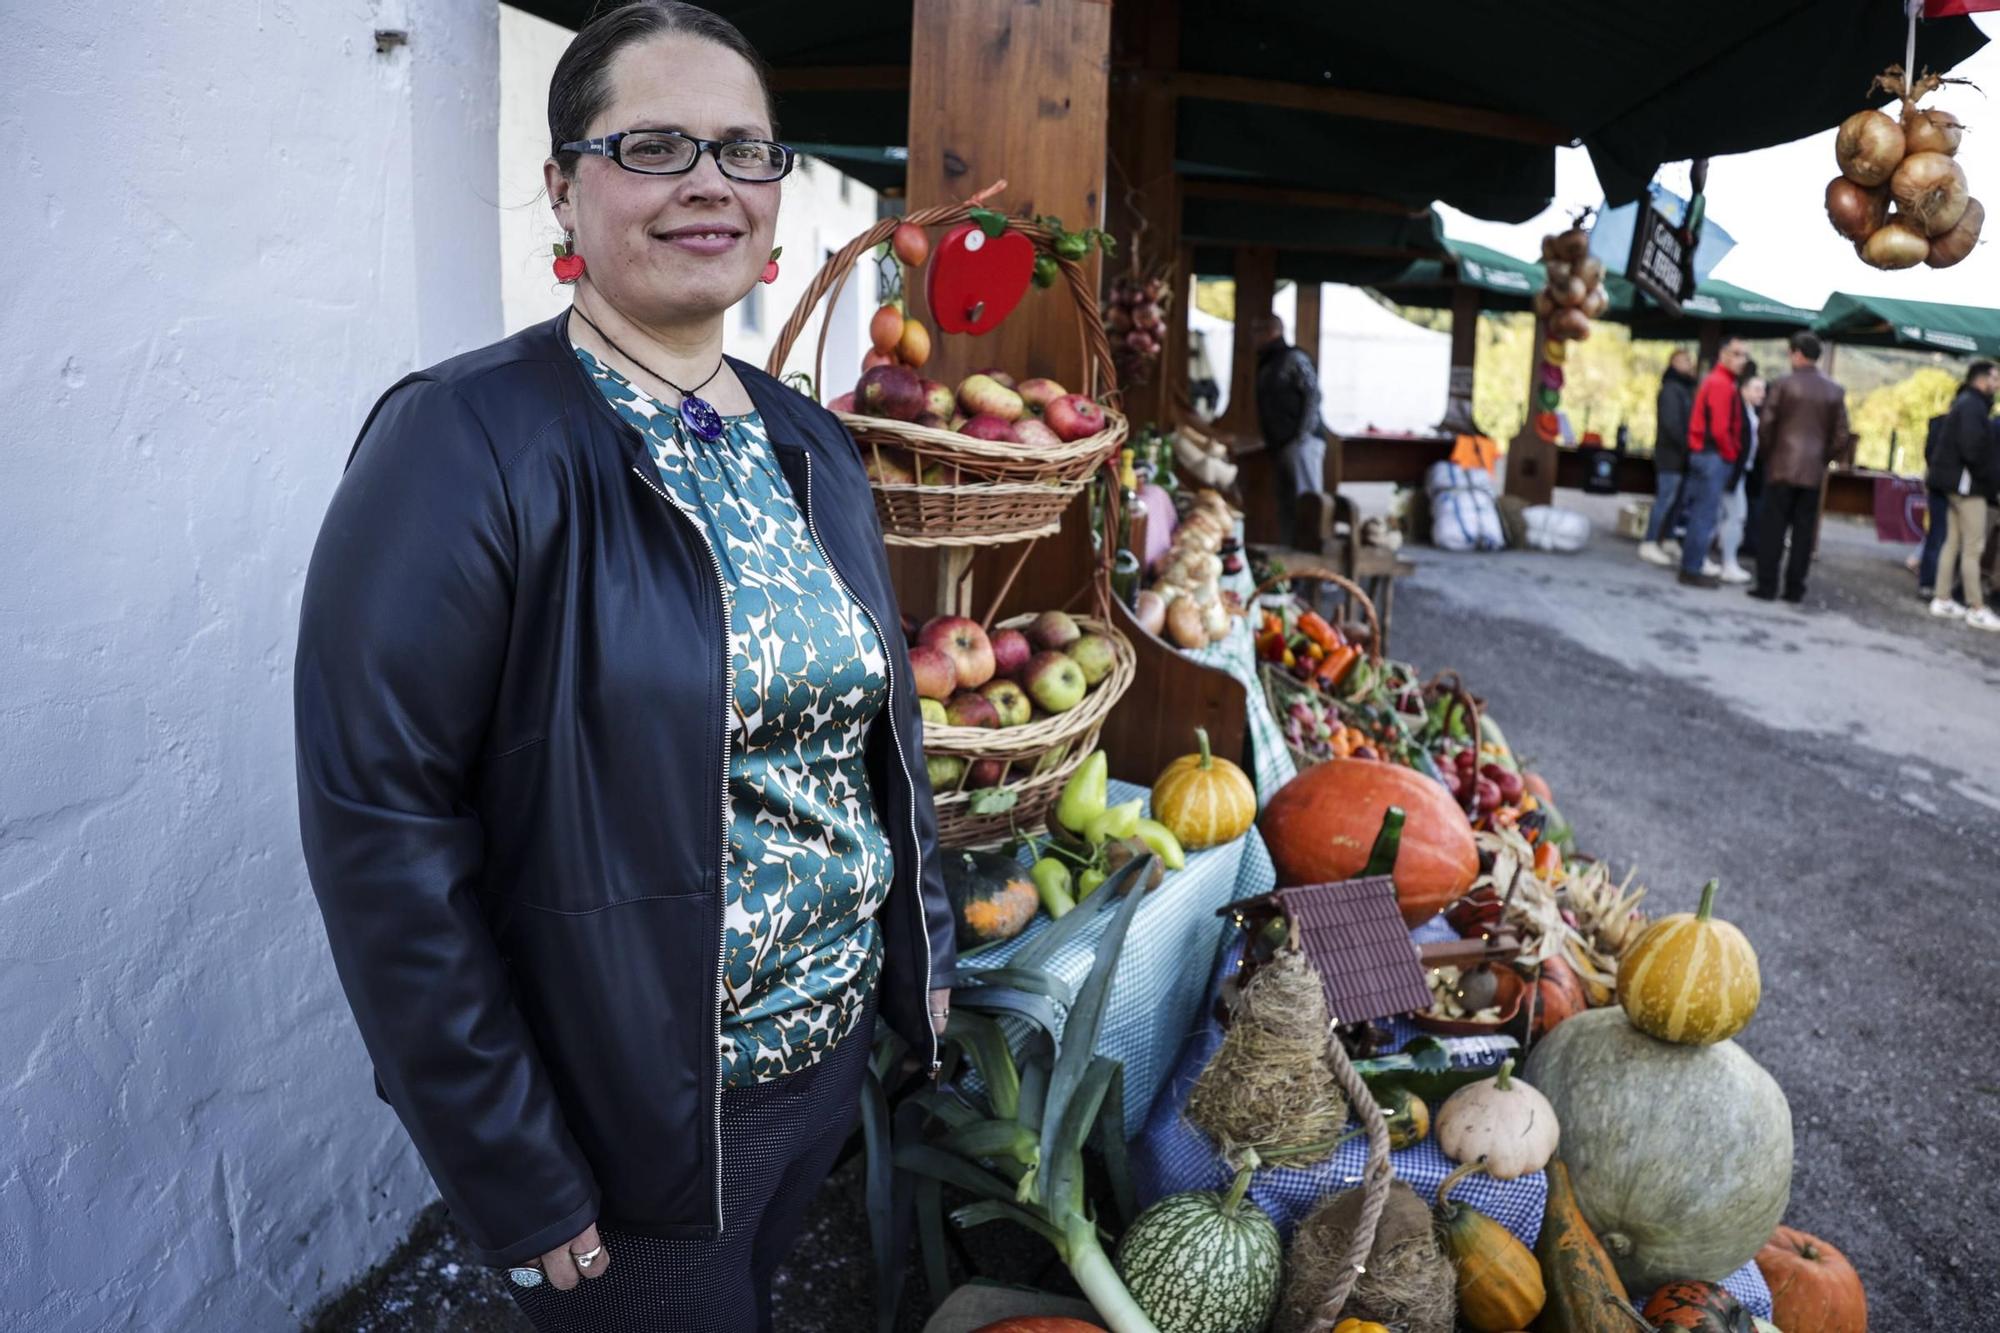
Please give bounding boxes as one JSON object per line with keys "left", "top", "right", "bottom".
{"left": 1861, "top": 219, "right": 1931, "bottom": 269}
{"left": 1532, "top": 288, "right": 1555, "bottom": 319}
{"left": 1891, "top": 151, "right": 1972, "bottom": 235}
{"left": 1550, "top": 306, "right": 1592, "bottom": 341}
{"left": 1544, "top": 260, "right": 1574, "bottom": 289}
{"left": 1551, "top": 229, "right": 1590, "bottom": 264}
{"left": 1825, "top": 175, "right": 1891, "bottom": 242}
{"left": 1581, "top": 285, "right": 1611, "bottom": 319}
{"left": 1902, "top": 106, "right": 1965, "bottom": 157}
{"left": 1925, "top": 197, "right": 1984, "bottom": 268}
{"left": 1836, "top": 108, "right": 1906, "bottom": 187}
{"left": 1577, "top": 256, "right": 1606, "bottom": 288}
{"left": 1551, "top": 274, "right": 1589, "bottom": 307}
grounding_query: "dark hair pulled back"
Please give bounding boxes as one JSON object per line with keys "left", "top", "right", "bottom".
{"left": 548, "top": 2, "right": 776, "bottom": 177}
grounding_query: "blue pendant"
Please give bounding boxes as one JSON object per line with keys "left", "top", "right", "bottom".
{"left": 681, "top": 394, "right": 725, "bottom": 443}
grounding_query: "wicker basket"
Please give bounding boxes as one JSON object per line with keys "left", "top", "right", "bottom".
{"left": 764, "top": 192, "right": 1127, "bottom": 548}
{"left": 922, "top": 614, "right": 1136, "bottom": 848}
{"left": 1249, "top": 566, "right": 1384, "bottom": 773}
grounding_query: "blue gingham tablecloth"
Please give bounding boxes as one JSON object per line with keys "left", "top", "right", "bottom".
{"left": 957, "top": 780, "right": 1275, "bottom": 1135}
{"left": 1132, "top": 919, "right": 1772, "bottom": 1317}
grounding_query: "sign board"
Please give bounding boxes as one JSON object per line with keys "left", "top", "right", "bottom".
{"left": 1626, "top": 199, "right": 1696, "bottom": 317}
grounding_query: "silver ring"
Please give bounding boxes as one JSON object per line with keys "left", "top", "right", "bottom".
{"left": 508, "top": 1265, "right": 546, "bottom": 1289}
{"left": 570, "top": 1244, "right": 605, "bottom": 1270}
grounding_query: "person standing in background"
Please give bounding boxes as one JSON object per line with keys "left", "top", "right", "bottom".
{"left": 1638, "top": 349, "right": 1696, "bottom": 567}
{"left": 1918, "top": 409, "right": 1953, "bottom": 602}
{"left": 1926, "top": 360, "right": 2000, "bottom": 630}
{"left": 1678, "top": 338, "right": 1748, "bottom": 589}
{"left": 1752, "top": 332, "right": 1850, "bottom": 604}
{"left": 1715, "top": 370, "right": 1765, "bottom": 585}
{"left": 1254, "top": 312, "right": 1324, "bottom": 549}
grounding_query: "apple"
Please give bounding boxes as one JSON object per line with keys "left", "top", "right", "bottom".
{"left": 973, "top": 367, "right": 1018, "bottom": 390}
{"left": 1066, "top": 633, "right": 1117, "bottom": 686}
{"left": 919, "top": 697, "right": 947, "bottom": 725}
{"left": 945, "top": 690, "right": 1001, "bottom": 729}
{"left": 1022, "top": 651, "right": 1088, "bottom": 714}
{"left": 968, "top": 758, "right": 1007, "bottom": 787}
{"left": 919, "top": 462, "right": 948, "bottom": 485}
{"left": 918, "top": 615, "right": 996, "bottom": 689}
{"left": 1009, "top": 418, "right": 1062, "bottom": 448}
{"left": 927, "top": 754, "right": 967, "bottom": 789}
{"left": 960, "top": 414, "right": 1016, "bottom": 442}
{"left": 859, "top": 364, "right": 925, "bottom": 421}
{"left": 989, "top": 627, "right": 1032, "bottom": 679}
{"left": 864, "top": 448, "right": 915, "bottom": 485}
{"left": 949, "top": 414, "right": 968, "bottom": 432}
{"left": 913, "top": 412, "right": 948, "bottom": 431}
{"left": 980, "top": 679, "right": 1032, "bottom": 727}
{"left": 1016, "top": 378, "right": 1068, "bottom": 414}
{"left": 906, "top": 643, "right": 958, "bottom": 700}
{"left": 1044, "top": 394, "right": 1107, "bottom": 442}
{"left": 957, "top": 373, "right": 1025, "bottom": 422}
{"left": 827, "top": 391, "right": 857, "bottom": 413}
{"left": 1026, "top": 609, "right": 1082, "bottom": 653}
{"left": 921, "top": 378, "right": 956, "bottom": 420}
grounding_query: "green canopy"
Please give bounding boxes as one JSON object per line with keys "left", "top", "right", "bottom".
{"left": 1374, "top": 239, "right": 1548, "bottom": 312}
{"left": 1619, "top": 279, "right": 1818, "bottom": 342}
{"left": 1813, "top": 291, "right": 2000, "bottom": 358}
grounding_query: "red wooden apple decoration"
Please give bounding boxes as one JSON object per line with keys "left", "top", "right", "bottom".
{"left": 927, "top": 222, "right": 1036, "bottom": 335}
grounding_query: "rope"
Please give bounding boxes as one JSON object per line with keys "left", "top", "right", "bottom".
{"left": 1304, "top": 1029, "right": 1394, "bottom": 1330}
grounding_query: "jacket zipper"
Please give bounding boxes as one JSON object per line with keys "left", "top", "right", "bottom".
{"left": 628, "top": 463, "right": 732, "bottom": 1232}
{"left": 800, "top": 456, "right": 940, "bottom": 1076}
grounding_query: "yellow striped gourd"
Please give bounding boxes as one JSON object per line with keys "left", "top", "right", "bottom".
{"left": 1616, "top": 879, "right": 1760, "bottom": 1044}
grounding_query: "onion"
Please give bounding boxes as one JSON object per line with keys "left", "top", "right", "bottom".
{"left": 1532, "top": 288, "right": 1555, "bottom": 319}
{"left": 1577, "top": 256, "right": 1606, "bottom": 288}
{"left": 1891, "top": 151, "right": 1971, "bottom": 235}
{"left": 1903, "top": 106, "right": 1965, "bottom": 157}
{"left": 1861, "top": 219, "right": 1930, "bottom": 269}
{"left": 1825, "top": 175, "right": 1890, "bottom": 242}
{"left": 1551, "top": 274, "right": 1589, "bottom": 307}
{"left": 1540, "top": 234, "right": 1562, "bottom": 263}
{"left": 1550, "top": 306, "right": 1592, "bottom": 341}
{"left": 1836, "top": 108, "right": 1905, "bottom": 187}
{"left": 1544, "top": 260, "right": 1574, "bottom": 289}
{"left": 1551, "top": 229, "right": 1590, "bottom": 264}
{"left": 1925, "top": 197, "right": 1984, "bottom": 268}
{"left": 1581, "top": 285, "right": 1611, "bottom": 319}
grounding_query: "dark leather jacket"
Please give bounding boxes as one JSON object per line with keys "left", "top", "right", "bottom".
{"left": 294, "top": 312, "right": 954, "bottom": 1267}
{"left": 1758, "top": 364, "right": 1851, "bottom": 489}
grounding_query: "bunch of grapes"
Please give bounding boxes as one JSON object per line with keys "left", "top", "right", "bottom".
{"left": 1103, "top": 272, "right": 1171, "bottom": 387}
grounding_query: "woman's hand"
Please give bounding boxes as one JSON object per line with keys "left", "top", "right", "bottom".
{"left": 538, "top": 1222, "right": 611, "bottom": 1291}
{"left": 929, "top": 986, "right": 952, "bottom": 1038}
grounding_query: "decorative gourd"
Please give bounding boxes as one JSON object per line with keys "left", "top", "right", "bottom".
{"left": 1332, "top": 1322, "right": 1391, "bottom": 1333}
{"left": 1260, "top": 757, "right": 1479, "bottom": 926}
{"left": 1617, "top": 878, "right": 1761, "bottom": 1045}
{"left": 1524, "top": 1008, "right": 1792, "bottom": 1291}
{"left": 1433, "top": 1161, "right": 1545, "bottom": 1331}
{"left": 971, "top": 1321, "right": 1109, "bottom": 1333}
{"left": 1753, "top": 1321, "right": 1783, "bottom": 1333}
{"left": 1116, "top": 1164, "right": 1282, "bottom": 1333}
{"left": 1526, "top": 956, "right": 1589, "bottom": 1038}
{"left": 942, "top": 849, "right": 1041, "bottom": 949}
{"left": 1382, "top": 1084, "right": 1431, "bottom": 1150}
{"left": 1434, "top": 1059, "right": 1558, "bottom": 1180}
{"left": 1755, "top": 1225, "right": 1867, "bottom": 1333}
{"left": 1152, "top": 727, "right": 1257, "bottom": 851}
{"left": 1642, "top": 1279, "right": 1754, "bottom": 1332}
{"left": 1534, "top": 1157, "right": 1633, "bottom": 1333}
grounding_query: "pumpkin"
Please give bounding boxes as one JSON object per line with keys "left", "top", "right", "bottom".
{"left": 1381, "top": 1083, "right": 1431, "bottom": 1150}
{"left": 972, "top": 1322, "right": 1108, "bottom": 1333}
{"left": 1755, "top": 1225, "right": 1867, "bottom": 1333}
{"left": 1260, "top": 757, "right": 1479, "bottom": 926}
{"left": 1333, "top": 1322, "right": 1390, "bottom": 1333}
{"left": 1435, "top": 1058, "right": 1558, "bottom": 1180}
{"left": 1116, "top": 1164, "right": 1283, "bottom": 1333}
{"left": 1617, "top": 878, "right": 1761, "bottom": 1045}
{"left": 1525, "top": 956, "right": 1589, "bottom": 1038}
{"left": 942, "top": 849, "right": 1041, "bottom": 949}
{"left": 1152, "top": 727, "right": 1257, "bottom": 851}
{"left": 1534, "top": 1157, "right": 1633, "bottom": 1333}
{"left": 1642, "top": 1279, "right": 1753, "bottom": 1332}
{"left": 1524, "top": 1008, "right": 1792, "bottom": 1291}
{"left": 1433, "top": 1161, "right": 1545, "bottom": 1331}
{"left": 1753, "top": 1321, "right": 1783, "bottom": 1333}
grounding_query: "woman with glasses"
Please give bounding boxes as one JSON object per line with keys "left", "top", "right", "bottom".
{"left": 292, "top": 5, "right": 955, "bottom": 1329}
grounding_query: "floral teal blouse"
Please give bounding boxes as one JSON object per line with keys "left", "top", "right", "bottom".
{"left": 576, "top": 345, "right": 895, "bottom": 1087}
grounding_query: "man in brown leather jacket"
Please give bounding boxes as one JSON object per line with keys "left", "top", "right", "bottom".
{"left": 1752, "top": 332, "right": 1851, "bottom": 602}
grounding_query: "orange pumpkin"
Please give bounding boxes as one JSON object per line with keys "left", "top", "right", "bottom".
{"left": 1260, "top": 758, "right": 1478, "bottom": 926}
{"left": 1151, "top": 727, "right": 1257, "bottom": 851}
{"left": 1526, "top": 955, "right": 1590, "bottom": 1037}
{"left": 1756, "top": 1225, "right": 1868, "bottom": 1333}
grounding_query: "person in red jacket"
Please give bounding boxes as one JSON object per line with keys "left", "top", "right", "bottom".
{"left": 1677, "top": 338, "right": 1749, "bottom": 587}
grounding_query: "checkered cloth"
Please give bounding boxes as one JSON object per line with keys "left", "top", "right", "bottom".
{"left": 1175, "top": 540, "right": 1298, "bottom": 803}
{"left": 958, "top": 781, "right": 1274, "bottom": 1135}
{"left": 1132, "top": 923, "right": 1773, "bottom": 1318}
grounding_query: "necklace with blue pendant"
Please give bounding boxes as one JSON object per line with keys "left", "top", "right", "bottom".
{"left": 571, "top": 305, "right": 729, "bottom": 444}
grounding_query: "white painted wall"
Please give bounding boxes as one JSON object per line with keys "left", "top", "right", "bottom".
{"left": 0, "top": 3, "right": 501, "bottom": 1328}
{"left": 498, "top": 4, "right": 880, "bottom": 394}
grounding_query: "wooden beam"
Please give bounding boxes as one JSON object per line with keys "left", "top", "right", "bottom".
{"left": 1294, "top": 282, "right": 1321, "bottom": 373}
{"left": 1182, "top": 178, "right": 1428, "bottom": 218}
{"left": 1443, "top": 282, "right": 1479, "bottom": 433}
{"left": 1148, "top": 71, "right": 1573, "bottom": 147}
{"left": 1220, "top": 245, "right": 1276, "bottom": 442}
{"left": 1503, "top": 316, "right": 1557, "bottom": 506}
{"left": 767, "top": 65, "right": 910, "bottom": 94}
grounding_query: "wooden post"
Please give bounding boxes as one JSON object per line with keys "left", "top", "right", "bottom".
{"left": 1294, "top": 281, "right": 1322, "bottom": 373}
{"left": 1219, "top": 245, "right": 1277, "bottom": 439}
{"left": 1503, "top": 316, "right": 1556, "bottom": 505}
{"left": 1106, "top": 0, "right": 1180, "bottom": 429}
{"left": 1696, "top": 320, "right": 1723, "bottom": 370}
{"left": 1443, "top": 282, "right": 1480, "bottom": 434}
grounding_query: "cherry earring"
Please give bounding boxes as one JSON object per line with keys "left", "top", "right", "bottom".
{"left": 553, "top": 233, "right": 585, "bottom": 285}
{"left": 761, "top": 245, "right": 782, "bottom": 285}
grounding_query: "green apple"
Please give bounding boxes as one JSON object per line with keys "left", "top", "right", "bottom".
{"left": 980, "top": 679, "right": 1032, "bottom": 727}
{"left": 926, "top": 755, "right": 967, "bottom": 790}
{"left": 1023, "top": 651, "right": 1087, "bottom": 714}
{"left": 919, "top": 698, "right": 947, "bottom": 725}
{"left": 1065, "top": 633, "right": 1117, "bottom": 686}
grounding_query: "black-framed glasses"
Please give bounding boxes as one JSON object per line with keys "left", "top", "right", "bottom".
{"left": 559, "top": 131, "right": 796, "bottom": 182}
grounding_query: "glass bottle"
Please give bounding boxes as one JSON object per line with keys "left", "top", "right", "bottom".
{"left": 1112, "top": 447, "right": 1145, "bottom": 605}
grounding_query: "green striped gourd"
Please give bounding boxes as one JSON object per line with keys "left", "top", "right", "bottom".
{"left": 1616, "top": 878, "right": 1761, "bottom": 1045}
{"left": 1115, "top": 1165, "right": 1282, "bottom": 1333}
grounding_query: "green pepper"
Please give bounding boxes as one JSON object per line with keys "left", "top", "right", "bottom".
{"left": 1055, "top": 751, "right": 1108, "bottom": 833}
{"left": 1077, "top": 866, "right": 1107, "bottom": 898}
{"left": 1131, "top": 818, "right": 1186, "bottom": 871}
{"left": 1084, "top": 798, "right": 1143, "bottom": 846}
{"left": 1029, "top": 857, "right": 1076, "bottom": 918}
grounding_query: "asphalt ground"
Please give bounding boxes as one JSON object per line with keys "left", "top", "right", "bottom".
{"left": 315, "top": 500, "right": 1999, "bottom": 1333}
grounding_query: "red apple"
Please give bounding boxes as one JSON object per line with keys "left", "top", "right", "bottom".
{"left": 1022, "top": 651, "right": 1088, "bottom": 714}
{"left": 920, "top": 378, "right": 956, "bottom": 420}
{"left": 1016, "top": 377, "right": 1068, "bottom": 414}
{"left": 918, "top": 615, "right": 996, "bottom": 689}
{"left": 989, "top": 628, "right": 1032, "bottom": 679}
{"left": 957, "top": 373, "right": 1025, "bottom": 422}
{"left": 960, "top": 414, "right": 1016, "bottom": 442}
{"left": 968, "top": 758, "right": 1008, "bottom": 787}
{"left": 827, "top": 391, "right": 857, "bottom": 413}
{"left": 979, "top": 679, "right": 1032, "bottom": 727}
{"left": 1009, "top": 418, "right": 1062, "bottom": 448}
{"left": 858, "top": 364, "right": 924, "bottom": 421}
{"left": 913, "top": 412, "right": 949, "bottom": 431}
{"left": 973, "top": 367, "right": 1018, "bottom": 390}
{"left": 1026, "top": 609, "right": 1082, "bottom": 653}
{"left": 944, "top": 690, "right": 1001, "bottom": 729}
{"left": 906, "top": 643, "right": 958, "bottom": 700}
{"left": 1044, "top": 394, "right": 1107, "bottom": 442}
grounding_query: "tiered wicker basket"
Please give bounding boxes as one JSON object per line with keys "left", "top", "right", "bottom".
{"left": 765, "top": 202, "right": 1127, "bottom": 547}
